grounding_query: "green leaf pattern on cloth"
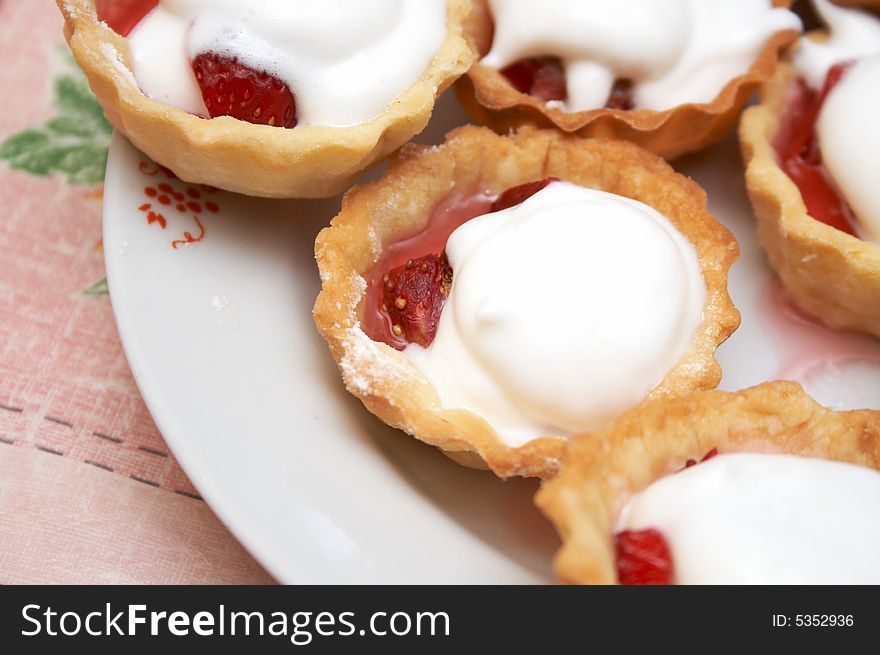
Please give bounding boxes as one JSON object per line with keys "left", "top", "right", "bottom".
{"left": 82, "top": 277, "right": 110, "bottom": 297}
{"left": 0, "top": 49, "right": 114, "bottom": 296}
{"left": 0, "top": 49, "right": 112, "bottom": 186}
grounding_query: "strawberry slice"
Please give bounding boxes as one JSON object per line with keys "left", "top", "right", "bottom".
{"left": 500, "top": 58, "right": 637, "bottom": 110}
{"left": 375, "top": 178, "right": 560, "bottom": 347}
{"left": 500, "top": 57, "right": 567, "bottom": 102}
{"left": 683, "top": 447, "right": 719, "bottom": 470}
{"left": 606, "top": 78, "right": 635, "bottom": 110}
{"left": 614, "top": 528, "right": 674, "bottom": 585}
{"left": 615, "top": 451, "right": 718, "bottom": 583}
{"left": 191, "top": 53, "right": 298, "bottom": 128}
{"left": 381, "top": 253, "right": 453, "bottom": 348}
{"left": 774, "top": 62, "right": 857, "bottom": 236}
{"left": 96, "top": 0, "right": 158, "bottom": 36}
{"left": 491, "top": 177, "right": 560, "bottom": 212}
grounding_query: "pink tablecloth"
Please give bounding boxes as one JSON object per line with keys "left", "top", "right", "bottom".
{"left": 0, "top": 0, "right": 273, "bottom": 584}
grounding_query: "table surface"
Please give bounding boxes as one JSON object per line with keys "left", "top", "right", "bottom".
{"left": 0, "top": 0, "right": 272, "bottom": 585}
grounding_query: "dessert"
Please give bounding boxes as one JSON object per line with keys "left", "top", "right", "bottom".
{"left": 313, "top": 126, "right": 739, "bottom": 478}
{"left": 741, "top": 0, "right": 880, "bottom": 337}
{"left": 537, "top": 382, "right": 880, "bottom": 584}
{"left": 457, "top": 0, "right": 801, "bottom": 159}
{"left": 57, "top": 0, "right": 474, "bottom": 197}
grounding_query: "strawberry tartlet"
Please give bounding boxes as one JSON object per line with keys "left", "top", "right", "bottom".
{"left": 57, "top": 0, "right": 474, "bottom": 197}
{"left": 537, "top": 381, "right": 880, "bottom": 584}
{"left": 741, "top": 0, "right": 880, "bottom": 337}
{"left": 457, "top": 0, "right": 801, "bottom": 159}
{"left": 313, "top": 126, "right": 739, "bottom": 478}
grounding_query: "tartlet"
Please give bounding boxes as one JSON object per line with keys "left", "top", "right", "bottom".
{"left": 536, "top": 381, "right": 880, "bottom": 584}
{"left": 740, "top": 7, "right": 880, "bottom": 338}
{"left": 313, "top": 126, "right": 739, "bottom": 479}
{"left": 456, "top": 0, "right": 800, "bottom": 160}
{"left": 57, "top": 0, "right": 474, "bottom": 198}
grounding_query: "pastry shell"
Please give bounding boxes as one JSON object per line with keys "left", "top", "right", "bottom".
{"left": 740, "top": 54, "right": 880, "bottom": 338}
{"left": 313, "top": 125, "right": 740, "bottom": 479}
{"left": 536, "top": 381, "right": 880, "bottom": 584}
{"left": 56, "top": 0, "right": 475, "bottom": 198}
{"left": 455, "top": 0, "right": 799, "bottom": 161}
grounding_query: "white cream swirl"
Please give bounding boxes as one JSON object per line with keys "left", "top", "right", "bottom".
{"left": 817, "top": 54, "right": 880, "bottom": 244}
{"left": 482, "top": 0, "right": 800, "bottom": 112}
{"left": 619, "top": 453, "right": 880, "bottom": 584}
{"left": 404, "top": 182, "right": 705, "bottom": 447}
{"left": 794, "top": 0, "right": 880, "bottom": 89}
{"left": 127, "top": 0, "right": 447, "bottom": 126}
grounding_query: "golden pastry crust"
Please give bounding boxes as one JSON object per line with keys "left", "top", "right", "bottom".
{"left": 740, "top": 54, "right": 880, "bottom": 338}
{"left": 57, "top": 0, "right": 474, "bottom": 198}
{"left": 536, "top": 382, "right": 880, "bottom": 584}
{"left": 455, "top": 0, "right": 799, "bottom": 161}
{"left": 313, "top": 125, "right": 740, "bottom": 479}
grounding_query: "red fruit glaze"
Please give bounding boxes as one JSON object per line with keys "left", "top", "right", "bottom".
{"left": 95, "top": 0, "right": 159, "bottom": 37}
{"left": 606, "top": 78, "right": 635, "bottom": 110}
{"left": 191, "top": 53, "right": 298, "bottom": 128}
{"left": 773, "top": 62, "right": 858, "bottom": 237}
{"left": 381, "top": 253, "right": 453, "bottom": 349}
{"left": 500, "top": 57, "right": 637, "bottom": 110}
{"left": 683, "top": 447, "right": 719, "bottom": 470}
{"left": 501, "top": 57, "right": 568, "bottom": 102}
{"left": 701, "top": 447, "right": 719, "bottom": 462}
{"left": 362, "top": 193, "right": 495, "bottom": 350}
{"left": 614, "top": 528, "right": 674, "bottom": 585}
{"left": 491, "top": 177, "right": 560, "bottom": 212}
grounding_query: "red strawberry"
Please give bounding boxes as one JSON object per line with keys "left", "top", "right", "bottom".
{"left": 606, "top": 78, "right": 635, "bottom": 110}
{"left": 683, "top": 447, "right": 719, "bottom": 470}
{"left": 191, "top": 53, "right": 298, "bottom": 128}
{"left": 783, "top": 61, "right": 853, "bottom": 166}
{"left": 492, "top": 177, "right": 560, "bottom": 212}
{"left": 500, "top": 57, "right": 567, "bottom": 102}
{"left": 615, "top": 528, "right": 674, "bottom": 585}
{"left": 701, "top": 447, "right": 719, "bottom": 463}
{"left": 775, "top": 61, "right": 857, "bottom": 236}
{"left": 381, "top": 253, "right": 453, "bottom": 348}
{"left": 96, "top": 0, "right": 159, "bottom": 37}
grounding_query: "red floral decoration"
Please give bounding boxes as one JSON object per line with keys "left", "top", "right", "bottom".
{"left": 137, "top": 160, "right": 220, "bottom": 249}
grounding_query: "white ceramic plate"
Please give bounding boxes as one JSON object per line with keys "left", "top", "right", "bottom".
{"left": 103, "top": 93, "right": 880, "bottom": 584}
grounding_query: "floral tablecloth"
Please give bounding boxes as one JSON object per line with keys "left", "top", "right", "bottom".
{"left": 0, "top": 0, "right": 272, "bottom": 584}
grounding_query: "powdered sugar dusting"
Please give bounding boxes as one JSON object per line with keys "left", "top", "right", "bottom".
{"left": 340, "top": 327, "right": 411, "bottom": 395}
{"left": 336, "top": 274, "right": 393, "bottom": 394}
{"left": 61, "top": 2, "right": 81, "bottom": 19}
{"left": 211, "top": 295, "right": 236, "bottom": 315}
{"left": 343, "top": 274, "right": 367, "bottom": 323}
{"left": 99, "top": 42, "right": 138, "bottom": 87}
{"left": 211, "top": 295, "right": 239, "bottom": 328}
{"left": 367, "top": 225, "right": 381, "bottom": 255}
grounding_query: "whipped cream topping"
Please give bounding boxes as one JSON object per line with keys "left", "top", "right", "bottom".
{"left": 482, "top": 0, "right": 800, "bottom": 112}
{"left": 404, "top": 182, "right": 705, "bottom": 447}
{"left": 818, "top": 54, "right": 880, "bottom": 244}
{"left": 126, "top": 0, "right": 447, "bottom": 126}
{"left": 619, "top": 453, "right": 880, "bottom": 584}
{"left": 794, "top": 0, "right": 880, "bottom": 89}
